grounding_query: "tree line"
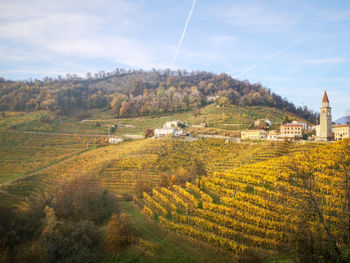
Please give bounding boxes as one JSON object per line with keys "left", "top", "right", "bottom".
{"left": 0, "top": 69, "right": 319, "bottom": 123}
{"left": 0, "top": 177, "right": 135, "bottom": 263}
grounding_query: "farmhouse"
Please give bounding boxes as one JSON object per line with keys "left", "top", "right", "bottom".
{"left": 108, "top": 136, "right": 124, "bottom": 144}
{"left": 154, "top": 127, "right": 184, "bottom": 138}
{"left": 333, "top": 124, "right": 350, "bottom": 141}
{"left": 279, "top": 124, "right": 302, "bottom": 138}
{"left": 292, "top": 120, "right": 310, "bottom": 130}
{"left": 154, "top": 120, "right": 187, "bottom": 138}
{"left": 267, "top": 130, "right": 280, "bottom": 141}
{"left": 241, "top": 130, "right": 267, "bottom": 140}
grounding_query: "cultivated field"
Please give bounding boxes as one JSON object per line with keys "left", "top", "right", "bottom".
{"left": 0, "top": 129, "right": 105, "bottom": 184}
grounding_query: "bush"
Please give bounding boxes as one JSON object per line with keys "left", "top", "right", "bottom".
{"left": 104, "top": 213, "right": 133, "bottom": 253}
{"left": 42, "top": 220, "right": 101, "bottom": 263}
{"left": 52, "top": 176, "right": 118, "bottom": 224}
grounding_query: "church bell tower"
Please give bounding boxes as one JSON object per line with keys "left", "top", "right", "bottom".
{"left": 318, "top": 91, "right": 332, "bottom": 141}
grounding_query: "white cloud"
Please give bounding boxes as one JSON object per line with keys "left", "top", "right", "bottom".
{"left": 0, "top": 0, "right": 166, "bottom": 71}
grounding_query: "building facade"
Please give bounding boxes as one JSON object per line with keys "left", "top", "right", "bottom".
{"left": 317, "top": 91, "right": 332, "bottom": 141}
{"left": 108, "top": 136, "right": 124, "bottom": 144}
{"left": 267, "top": 130, "right": 280, "bottom": 141}
{"left": 333, "top": 124, "right": 350, "bottom": 141}
{"left": 154, "top": 127, "right": 184, "bottom": 138}
{"left": 154, "top": 127, "right": 176, "bottom": 137}
{"left": 292, "top": 120, "right": 310, "bottom": 130}
{"left": 280, "top": 124, "right": 302, "bottom": 138}
{"left": 241, "top": 130, "right": 267, "bottom": 140}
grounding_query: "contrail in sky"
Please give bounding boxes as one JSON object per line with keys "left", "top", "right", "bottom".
{"left": 233, "top": 34, "right": 308, "bottom": 78}
{"left": 173, "top": 0, "right": 197, "bottom": 66}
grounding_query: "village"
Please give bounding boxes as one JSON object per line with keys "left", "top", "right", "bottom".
{"left": 108, "top": 91, "right": 349, "bottom": 144}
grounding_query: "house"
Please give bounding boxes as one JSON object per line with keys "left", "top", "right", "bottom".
{"left": 108, "top": 136, "right": 124, "bottom": 144}
{"left": 154, "top": 120, "right": 187, "bottom": 138}
{"left": 154, "top": 127, "right": 177, "bottom": 137}
{"left": 333, "top": 124, "right": 350, "bottom": 141}
{"left": 280, "top": 124, "right": 302, "bottom": 139}
{"left": 241, "top": 130, "right": 267, "bottom": 140}
{"left": 267, "top": 130, "right": 280, "bottom": 141}
{"left": 292, "top": 120, "right": 310, "bottom": 130}
{"left": 154, "top": 127, "right": 185, "bottom": 137}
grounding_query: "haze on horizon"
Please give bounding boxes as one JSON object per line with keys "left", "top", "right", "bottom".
{"left": 0, "top": 0, "right": 349, "bottom": 119}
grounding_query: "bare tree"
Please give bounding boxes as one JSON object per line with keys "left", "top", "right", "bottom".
{"left": 190, "top": 158, "right": 207, "bottom": 188}
{"left": 286, "top": 152, "right": 343, "bottom": 262}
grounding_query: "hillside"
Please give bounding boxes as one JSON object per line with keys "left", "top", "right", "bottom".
{"left": 1, "top": 135, "right": 321, "bottom": 200}
{"left": 1, "top": 118, "right": 349, "bottom": 262}
{"left": 0, "top": 102, "right": 310, "bottom": 139}
{"left": 0, "top": 69, "right": 318, "bottom": 123}
{"left": 138, "top": 139, "right": 350, "bottom": 261}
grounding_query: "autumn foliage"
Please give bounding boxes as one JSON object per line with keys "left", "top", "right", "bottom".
{"left": 140, "top": 139, "right": 350, "bottom": 261}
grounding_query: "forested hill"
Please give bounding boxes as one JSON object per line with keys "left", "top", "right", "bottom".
{"left": 0, "top": 69, "right": 318, "bottom": 123}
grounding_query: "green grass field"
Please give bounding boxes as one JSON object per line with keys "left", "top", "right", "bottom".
{"left": 0, "top": 103, "right": 304, "bottom": 137}
{"left": 108, "top": 201, "right": 236, "bottom": 263}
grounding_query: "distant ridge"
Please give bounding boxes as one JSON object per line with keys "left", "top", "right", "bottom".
{"left": 334, "top": 116, "right": 350, "bottom": 124}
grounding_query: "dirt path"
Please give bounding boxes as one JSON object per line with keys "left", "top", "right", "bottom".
{"left": 22, "top": 131, "right": 143, "bottom": 139}
{"left": 22, "top": 131, "right": 107, "bottom": 137}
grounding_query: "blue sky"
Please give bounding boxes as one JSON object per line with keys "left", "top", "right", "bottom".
{"left": 0, "top": 0, "right": 349, "bottom": 119}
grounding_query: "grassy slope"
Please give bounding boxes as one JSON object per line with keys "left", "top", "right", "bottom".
{"left": 0, "top": 103, "right": 307, "bottom": 136}
{"left": 87, "top": 103, "right": 303, "bottom": 135}
{"left": 110, "top": 201, "right": 236, "bottom": 263}
{"left": 0, "top": 111, "right": 108, "bottom": 134}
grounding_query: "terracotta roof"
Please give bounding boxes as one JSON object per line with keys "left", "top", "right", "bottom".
{"left": 322, "top": 91, "right": 329, "bottom": 103}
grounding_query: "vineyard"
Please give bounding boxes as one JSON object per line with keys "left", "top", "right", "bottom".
{"left": 1, "top": 138, "right": 153, "bottom": 199}
{"left": 137, "top": 139, "right": 350, "bottom": 259}
{"left": 0, "top": 129, "right": 104, "bottom": 183}
{"left": 2, "top": 135, "right": 321, "bottom": 202}
{"left": 2, "top": 125, "right": 348, "bottom": 261}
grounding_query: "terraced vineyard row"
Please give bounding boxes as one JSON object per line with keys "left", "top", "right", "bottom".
{"left": 2, "top": 138, "right": 154, "bottom": 199}
{"left": 0, "top": 130, "right": 105, "bottom": 183}
{"left": 139, "top": 140, "right": 350, "bottom": 256}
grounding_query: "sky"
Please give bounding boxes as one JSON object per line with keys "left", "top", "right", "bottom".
{"left": 0, "top": 0, "right": 349, "bottom": 119}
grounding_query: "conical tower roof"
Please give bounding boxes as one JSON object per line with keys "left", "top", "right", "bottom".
{"left": 322, "top": 91, "right": 329, "bottom": 103}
